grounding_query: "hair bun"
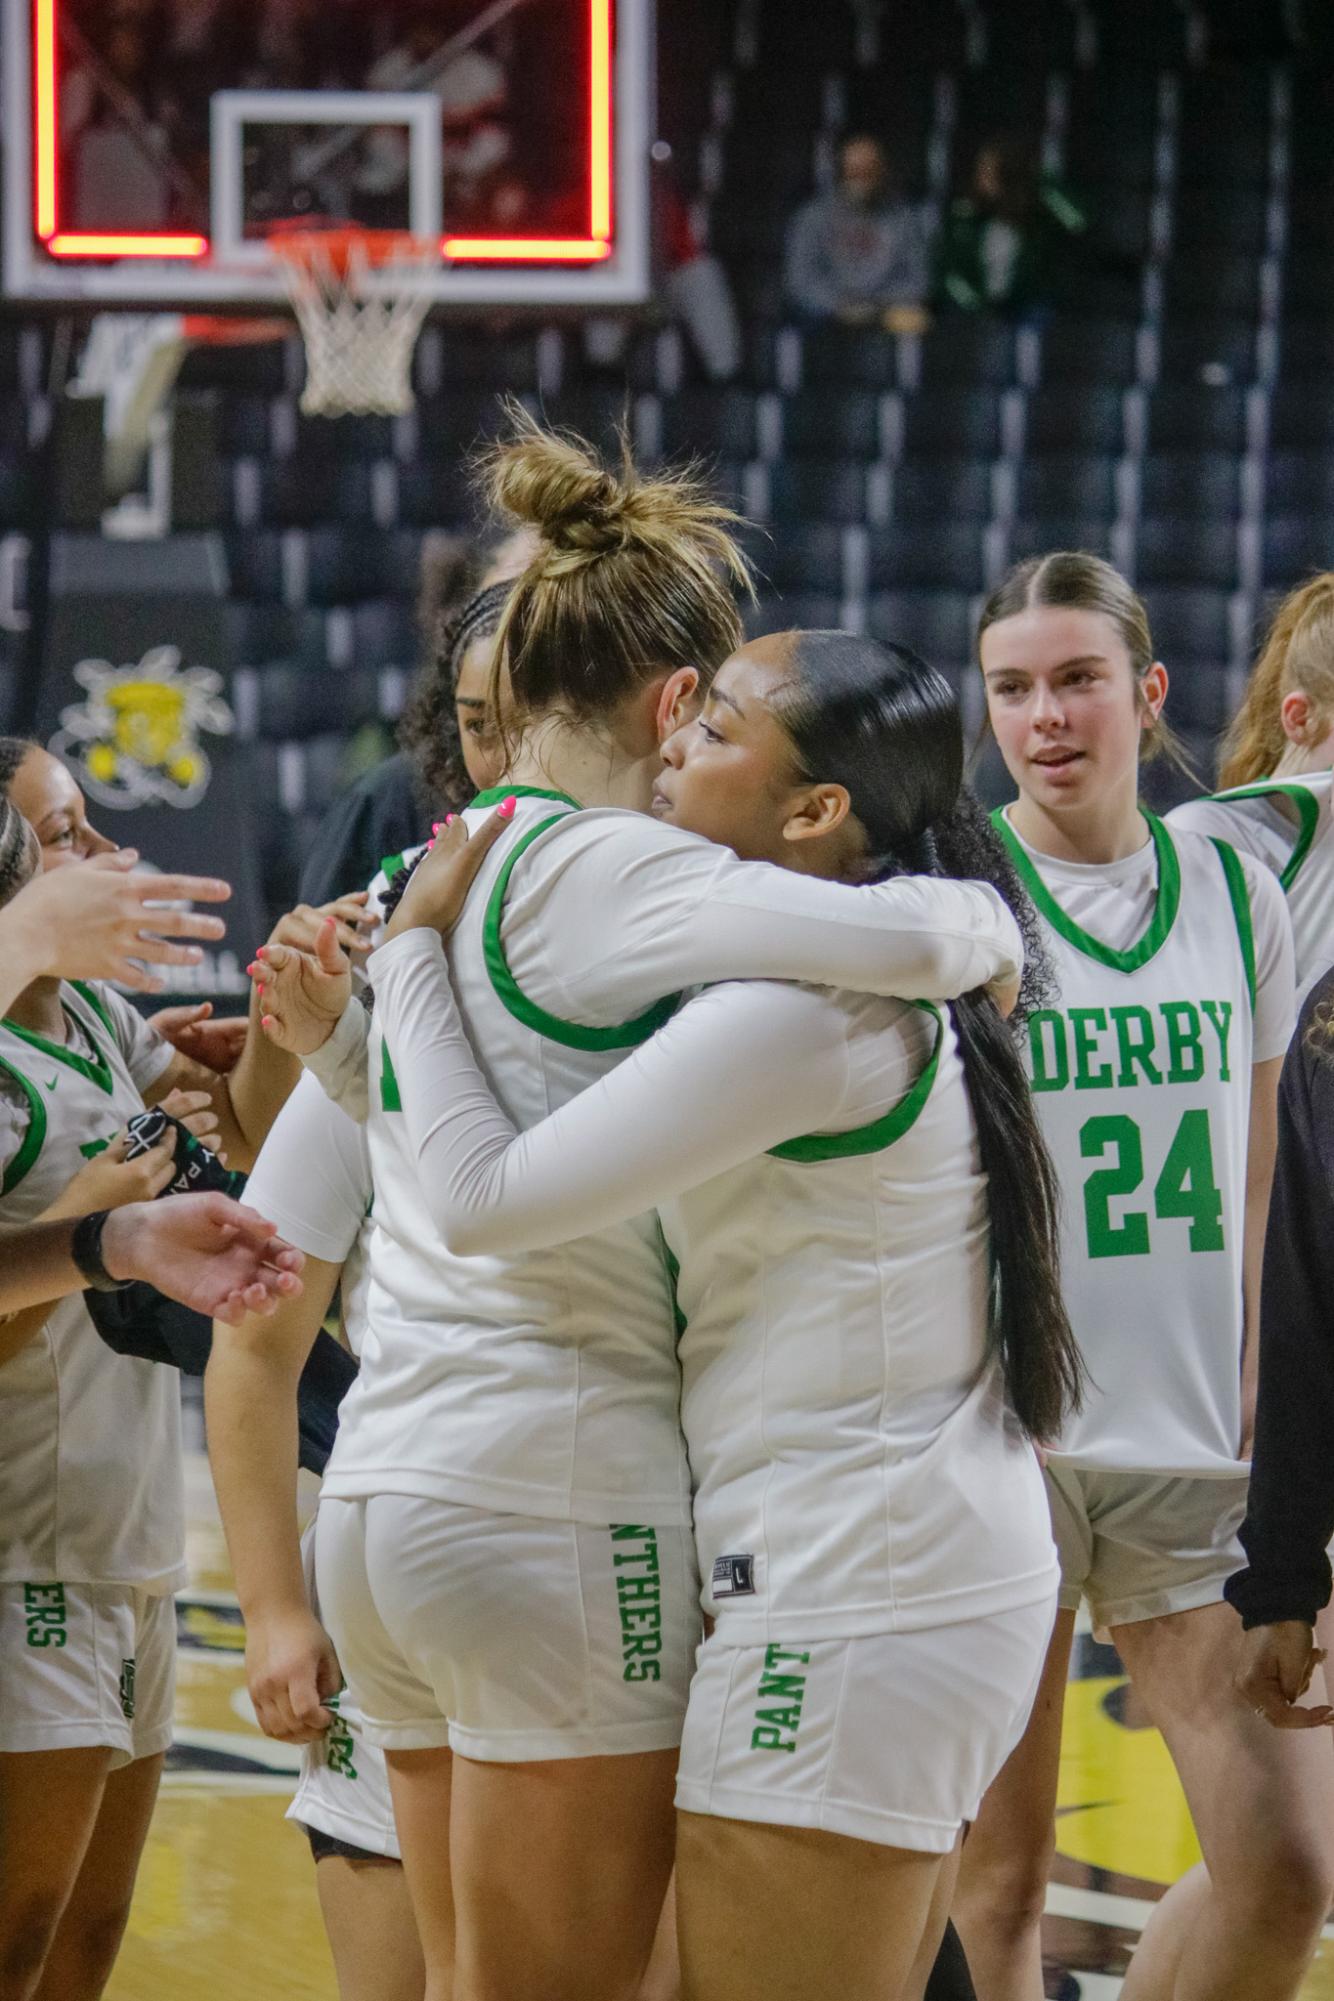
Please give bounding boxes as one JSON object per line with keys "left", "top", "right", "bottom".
{"left": 487, "top": 418, "right": 630, "bottom": 560}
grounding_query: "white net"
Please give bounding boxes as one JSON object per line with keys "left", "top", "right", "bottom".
{"left": 275, "top": 232, "right": 435, "bottom": 418}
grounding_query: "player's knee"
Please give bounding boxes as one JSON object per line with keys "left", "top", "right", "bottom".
{"left": 1227, "top": 1836, "right": 1334, "bottom": 1941}
{"left": 0, "top": 1891, "right": 65, "bottom": 1999}
{"left": 58, "top": 1898, "right": 135, "bottom": 1992}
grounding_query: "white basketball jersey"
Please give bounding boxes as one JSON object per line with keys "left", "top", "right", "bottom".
{"left": 996, "top": 813, "right": 1264, "bottom": 1477}
{"left": 326, "top": 790, "right": 691, "bottom": 1528}
{"left": 666, "top": 996, "right": 1056, "bottom": 1641}
{"left": 0, "top": 983, "right": 186, "bottom": 1591}
{"left": 1170, "top": 773, "right": 1334, "bottom": 1003}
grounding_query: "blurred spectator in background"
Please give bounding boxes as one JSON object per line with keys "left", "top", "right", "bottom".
{"left": 933, "top": 133, "right": 1087, "bottom": 317}
{"left": 784, "top": 135, "right": 930, "bottom": 332}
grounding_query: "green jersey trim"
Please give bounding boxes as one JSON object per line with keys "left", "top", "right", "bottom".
{"left": 1211, "top": 838, "right": 1257, "bottom": 1011}
{"left": 1209, "top": 781, "right": 1321, "bottom": 894}
{"left": 483, "top": 813, "right": 682, "bottom": 1051}
{"left": 470, "top": 785, "right": 581, "bottom": 811}
{"left": 992, "top": 808, "right": 1182, "bottom": 975}
{"left": 0, "top": 1053, "right": 46, "bottom": 1195}
{"left": 769, "top": 1004, "right": 943, "bottom": 1162}
{"left": 379, "top": 852, "right": 407, "bottom": 884}
{"left": 1, "top": 983, "right": 117, "bottom": 1098}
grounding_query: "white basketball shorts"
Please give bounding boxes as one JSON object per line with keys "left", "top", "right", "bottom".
{"left": 675, "top": 1594, "right": 1057, "bottom": 1853}
{"left": 0, "top": 1580, "right": 175, "bottom": 1766}
{"left": 287, "top": 1521, "right": 399, "bottom": 1859}
{"left": 1045, "top": 1460, "right": 1250, "bottom": 1630}
{"left": 315, "top": 1495, "right": 701, "bottom": 1761}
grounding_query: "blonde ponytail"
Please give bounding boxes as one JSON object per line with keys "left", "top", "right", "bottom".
{"left": 1219, "top": 574, "right": 1334, "bottom": 789}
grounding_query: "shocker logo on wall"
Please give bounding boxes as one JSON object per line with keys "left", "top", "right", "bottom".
{"left": 49, "top": 645, "right": 234, "bottom": 810}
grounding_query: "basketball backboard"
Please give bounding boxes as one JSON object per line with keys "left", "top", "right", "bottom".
{"left": 3, "top": 0, "right": 653, "bottom": 306}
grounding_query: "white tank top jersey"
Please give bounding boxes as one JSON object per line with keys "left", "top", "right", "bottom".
{"left": 364, "top": 935, "right": 1058, "bottom": 1641}
{"left": 317, "top": 786, "right": 1027, "bottom": 1529}
{"left": 0, "top": 981, "right": 184, "bottom": 1592}
{"left": 241, "top": 1070, "right": 373, "bottom": 1357}
{"left": 1169, "top": 772, "right": 1334, "bottom": 1003}
{"left": 994, "top": 809, "right": 1295, "bottom": 1477}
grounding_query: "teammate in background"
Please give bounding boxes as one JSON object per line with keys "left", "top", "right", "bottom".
{"left": 345, "top": 629, "right": 1077, "bottom": 2001}
{"left": 246, "top": 417, "right": 1027, "bottom": 2001}
{"left": 207, "top": 1074, "right": 423, "bottom": 2001}
{"left": 1169, "top": 573, "right": 1334, "bottom": 1002}
{"left": 298, "top": 533, "right": 529, "bottom": 910}
{"left": 0, "top": 757, "right": 355, "bottom": 2001}
{"left": 0, "top": 734, "right": 371, "bottom": 1169}
{"left": 951, "top": 554, "right": 1334, "bottom": 2001}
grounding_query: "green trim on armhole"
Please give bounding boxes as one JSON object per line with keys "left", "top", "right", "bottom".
{"left": 69, "top": 981, "right": 115, "bottom": 1039}
{"left": 768, "top": 1004, "right": 944, "bottom": 1163}
{"left": 1211, "top": 838, "right": 1257, "bottom": 1011}
{"left": 483, "top": 813, "right": 682, "bottom": 1051}
{"left": 1210, "top": 781, "right": 1321, "bottom": 894}
{"left": 0, "top": 1054, "right": 47, "bottom": 1195}
{"left": 991, "top": 808, "right": 1182, "bottom": 974}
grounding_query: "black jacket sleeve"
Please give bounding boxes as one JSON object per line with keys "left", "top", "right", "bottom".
{"left": 297, "top": 752, "right": 433, "bottom": 908}
{"left": 1226, "top": 972, "right": 1334, "bottom": 1628}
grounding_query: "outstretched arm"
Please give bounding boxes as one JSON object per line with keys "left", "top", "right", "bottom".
{"left": 0, "top": 1194, "right": 304, "bottom": 1322}
{"left": 372, "top": 925, "right": 860, "bottom": 1256}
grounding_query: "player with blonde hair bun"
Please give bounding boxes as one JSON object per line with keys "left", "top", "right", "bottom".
{"left": 239, "top": 415, "right": 1029, "bottom": 2001}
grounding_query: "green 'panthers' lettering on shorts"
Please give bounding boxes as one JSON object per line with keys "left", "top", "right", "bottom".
{"left": 610, "top": 1526, "right": 662, "bottom": 1683}
{"left": 323, "top": 1692, "right": 359, "bottom": 1780}
{"left": 120, "top": 1657, "right": 136, "bottom": 1719}
{"left": 23, "top": 1582, "right": 68, "bottom": 1649}
{"left": 750, "top": 1644, "right": 811, "bottom": 1754}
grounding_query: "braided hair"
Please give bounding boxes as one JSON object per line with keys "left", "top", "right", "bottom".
{"left": 399, "top": 580, "right": 516, "bottom": 811}
{"left": 0, "top": 797, "right": 34, "bottom": 909}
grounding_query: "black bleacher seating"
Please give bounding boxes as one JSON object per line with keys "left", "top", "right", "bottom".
{"left": 1263, "top": 517, "right": 1334, "bottom": 587}
{"left": 801, "top": 327, "right": 901, "bottom": 391}
{"left": 891, "top": 458, "right": 995, "bottom": 521}
{"left": 746, "top": 594, "right": 845, "bottom": 638}
{"left": 1265, "top": 451, "right": 1334, "bottom": 516}
{"left": 866, "top": 524, "right": 989, "bottom": 594}
{"left": 1269, "top": 386, "right": 1334, "bottom": 452}
{"left": 1144, "top": 385, "right": 1250, "bottom": 454}
{"left": 901, "top": 388, "right": 1003, "bottom": 458}
{"left": 1038, "top": 320, "right": 1140, "bottom": 387}
{"left": 1140, "top": 450, "right": 1245, "bottom": 518}
{"left": 1008, "top": 519, "right": 1119, "bottom": 564}
{"left": 780, "top": 390, "right": 883, "bottom": 460}
{"left": 1135, "top": 517, "right": 1242, "bottom": 590}
{"left": 1156, "top": 318, "right": 1260, "bottom": 385}
{"left": 1024, "top": 386, "right": 1127, "bottom": 455}
{"left": 915, "top": 322, "right": 1018, "bottom": 390}
{"left": 766, "top": 461, "right": 870, "bottom": 525}
{"left": 659, "top": 389, "right": 762, "bottom": 462}
{"left": 867, "top": 590, "right": 975, "bottom": 667}
{"left": 1141, "top": 587, "right": 1236, "bottom": 664}
{"left": 752, "top": 521, "right": 848, "bottom": 594}
{"left": 1016, "top": 454, "right": 1120, "bottom": 521}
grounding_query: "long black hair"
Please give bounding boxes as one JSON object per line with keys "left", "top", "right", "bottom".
{"left": 0, "top": 797, "right": 33, "bottom": 909}
{"left": 771, "top": 630, "right": 1082, "bottom": 1441}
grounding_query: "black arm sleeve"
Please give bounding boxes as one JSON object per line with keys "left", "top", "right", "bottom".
{"left": 1226, "top": 972, "right": 1334, "bottom": 1628}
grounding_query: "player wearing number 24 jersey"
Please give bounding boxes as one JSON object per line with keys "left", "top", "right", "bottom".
{"left": 952, "top": 557, "right": 1334, "bottom": 2001}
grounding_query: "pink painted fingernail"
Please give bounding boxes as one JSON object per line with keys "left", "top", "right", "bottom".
{"left": 497, "top": 796, "right": 517, "bottom": 820}
{"left": 261, "top": 1016, "right": 274, "bottom": 1030}
{"left": 431, "top": 821, "right": 444, "bottom": 834}
{"left": 445, "top": 813, "right": 457, "bottom": 827}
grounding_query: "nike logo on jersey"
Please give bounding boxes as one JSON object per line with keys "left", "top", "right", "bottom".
{"left": 45, "top": 1075, "right": 59, "bottom": 1091}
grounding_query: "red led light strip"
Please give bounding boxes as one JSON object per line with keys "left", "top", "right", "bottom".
{"left": 36, "top": 0, "right": 615, "bottom": 267}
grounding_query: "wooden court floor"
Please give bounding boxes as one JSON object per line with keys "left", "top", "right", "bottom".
{"left": 105, "top": 1446, "right": 1334, "bottom": 2001}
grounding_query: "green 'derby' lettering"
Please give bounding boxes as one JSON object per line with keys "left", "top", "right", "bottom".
{"left": 1028, "top": 1000, "right": 1236, "bottom": 1094}
{"left": 750, "top": 1643, "right": 811, "bottom": 1754}
{"left": 23, "top": 1582, "right": 68, "bottom": 1649}
{"left": 610, "top": 1525, "right": 662, "bottom": 1682}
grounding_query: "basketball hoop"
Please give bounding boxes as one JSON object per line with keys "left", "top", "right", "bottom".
{"left": 271, "top": 226, "right": 436, "bottom": 418}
